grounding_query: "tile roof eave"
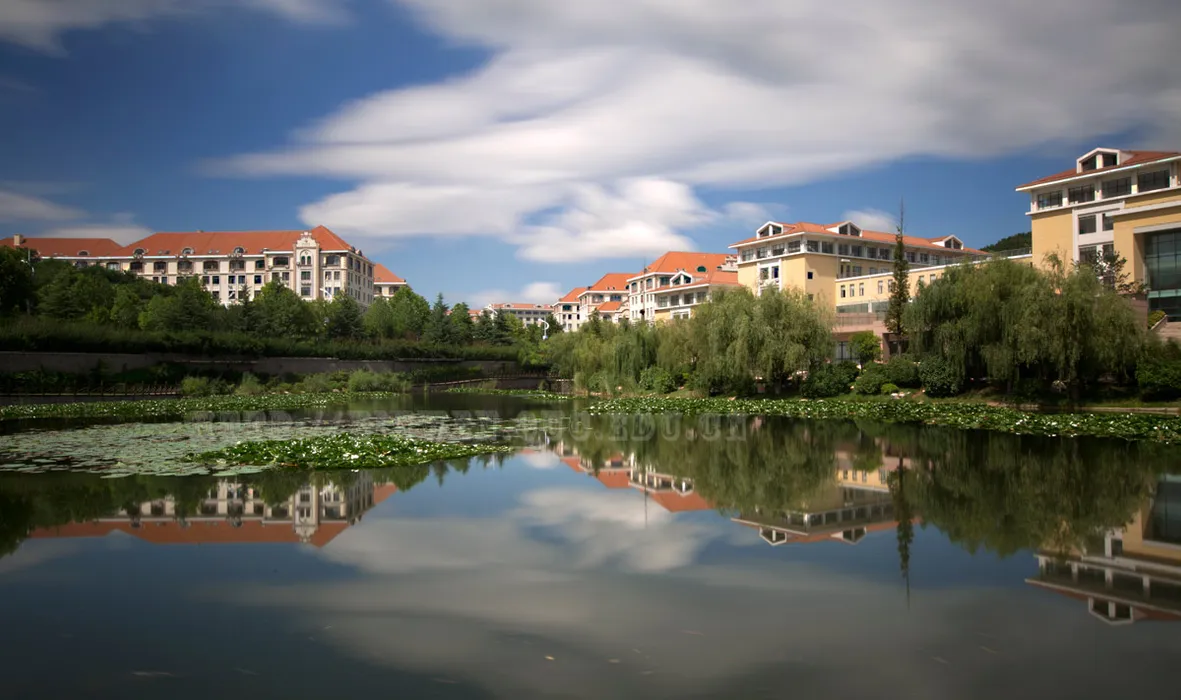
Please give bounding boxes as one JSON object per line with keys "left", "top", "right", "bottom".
{"left": 1015, "top": 153, "right": 1181, "bottom": 191}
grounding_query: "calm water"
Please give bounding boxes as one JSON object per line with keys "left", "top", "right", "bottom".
{"left": 2, "top": 397, "right": 1180, "bottom": 699}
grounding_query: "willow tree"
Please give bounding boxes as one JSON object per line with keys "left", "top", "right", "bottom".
{"left": 751, "top": 287, "right": 833, "bottom": 388}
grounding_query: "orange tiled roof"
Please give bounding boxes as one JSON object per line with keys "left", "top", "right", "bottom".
{"left": 583, "top": 272, "right": 634, "bottom": 293}
{"left": 729, "top": 221, "right": 984, "bottom": 254}
{"left": 595, "top": 471, "right": 631, "bottom": 489}
{"left": 649, "top": 490, "right": 713, "bottom": 513}
{"left": 557, "top": 287, "right": 587, "bottom": 303}
{"left": 489, "top": 302, "right": 550, "bottom": 310}
{"left": 1016, "top": 150, "right": 1180, "bottom": 189}
{"left": 374, "top": 263, "right": 405, "bottom": 285}
{"left": 597, "top": 300, "right": 622, "bottom": 312}
{"left": 118, "top": 225, "right": 353, "bottom": 256}
{"left": 2, "top": 236, "right": 124, "bottom": 257}
{"left": 638, "top": 251, "right": 732, "bottom": 275}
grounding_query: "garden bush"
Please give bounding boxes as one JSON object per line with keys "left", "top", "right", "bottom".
{"left": 639, "top": 366, "right": 677, "bottom": 394}
{"left": 884, "top": 355, "right": 920, "bottom": 388}
{"left": 235, "top": 373, "right": 265, "bottom": 396}
{"left": 180, "top": 376, "right": 231, "bottom": 397}
{"left": 852, "top": 364, "right": 889, "bottom": 395}
{"left": 879, "top": 382, "right": 900, "bottom": 395}
{"left": 1149, "top": 309, "right": 1167, "bottom": 328}
{"left": 802, "top": 362, "right": 858, "bottom": 398}
{"left": 1137, "top": 359, "right": 1181, "bottom": 401}
{"left": 918, "top": 357, "right": 963, "bottom": 398}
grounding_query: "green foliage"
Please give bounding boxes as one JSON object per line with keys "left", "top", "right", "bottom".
{"left": 235, "top": 372, "right": 265, "bottom": 396}
{"left": 423, "top": 293, "right": 453, "bottom": 345}
{"left": 388, "top": 287, "right": 431, "bottom": 340}
{"left": 0, "top": 391, "right": 404, "bottom": 422}
{"left": 880, "top": 382, "right": 900, "bottom": 395}
{"left": 137, "top": 277, "right": 220, "bottom": 332}
{"left": 918, "top": 357, "right": 962, "bottom": 397}
{"left": 326, "top": 293, "right": 365, "bottom": 340}
{"left": 639, "top": 366, "right": 677, "bottom": 393}
{"left": 180, "top": 376, "right": 231, "bottom": 397}
{"left": 253, "top": 281, "right": 317, "bottom": 339}
{"left": 981, "top": 232, "right": 1032, "bottom": 253}
{"left": 1149, "top": 309, "right": 1167, "bottom": 328}
{"left": 0, "top": 246, "right": 35, "bottom": 316}
{"left": 801, "top": 362, "right": 858, "bottom": 398}
{"left": 346, "top": 369, "right": 412, "bottom": 393}
{"left": 449, "top": 302, "right": 475, "bottom": 344}
{"left": 883, "top": 355, "right": 920, "bottom": 388}
{"left": 852, "top": 364, "right": 889, "bottom": 395}
{"left": 187, "top": 433, "right": 512, "bottom": 469}
{"left": 850, "top": 331, "right": 881, "bottom": 364}
{"left": 1137, "top": 359, "right": 1181, "bottom": 400}
{"left": 886, "top": 227, "right": 910, "bottom": 336}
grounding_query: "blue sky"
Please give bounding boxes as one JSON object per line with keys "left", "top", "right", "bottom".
{"left": 1, "top": 0, "right": 1177, "bottom": 306}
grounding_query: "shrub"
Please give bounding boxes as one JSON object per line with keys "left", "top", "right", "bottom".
{"left": 235, "top": 373, "right": 265, "bottom": 396}
{"left": 918, "top": 357, "right": 963, "bottom": 397}
{"left": 1148, "top": 309, "right": 1167, "bottom": 328}
{"left": 295, "top": 372, "right": 338, "bottom": 394}
{"left": 180, "top": 376, "right": 230, "bottom": 397}
{"left": 1137, "top": 359, "right": 1181, "bottom": 401}
{"left": 639, "top": 366, "right": 677, "bottom": 394}
{"left": 801, "top": 362, "right": 857, "bottom": 398}
{"left": 884, "top": 355, "right": 920, "bottom": 388}
{"left": 879, "top": 382, "right": 900, "bottom": 395}
{"left": 852, "top": 364, "right": 889, "bottom": 395}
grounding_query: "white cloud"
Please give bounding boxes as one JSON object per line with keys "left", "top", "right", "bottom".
{"left": 0, "top": 0, "right": 348, "bottom": 54}
{"left": 468, "top": 281, "right": 563, "bottom": 309}
{"left": 841, "top": 208, "right": 898, "bottom": 234}
{"left": 517, "top": 451, "right": 560, "bottom": 469}
{"left": 209, "top": 0, "right": 1181, "bottom": 259}
{"left": 40, "top": 212, "right": 153, "bottom": 244}
{"left": 0, "top": 189, "right": 84, "bottom": 222}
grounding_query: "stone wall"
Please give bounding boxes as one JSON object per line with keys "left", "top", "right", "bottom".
{"left": 0, "top": 351, "right": 519, "bottom": 377}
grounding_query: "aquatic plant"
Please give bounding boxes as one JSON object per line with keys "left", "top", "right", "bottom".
{"left": 187, "top": 433, "right": 513, "bottom": 469}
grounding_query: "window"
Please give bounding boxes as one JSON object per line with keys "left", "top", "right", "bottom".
{"left": 1068, "top": 184, "right": 1095, "bottom": 204}
{"left": 1037, "top": 191, "right": 1063, "bottom": 209}
{"left": 212, "top": 276, "right": 220, "bottom": 285}
{"left": 1139, "top": 169, "right": 1170, "bottom": 193}
{"left": 201, "top": 276, "right": 210, "bottom": 285}
{"left": 821, "top": 242, "right": 835, "bottom": 254}
{"left": 878, "top": 280, "right": 884, "bottom": 294}
{"left": 1079, "top": 245, "right": 1099, "bottom": 264}
{"left": 741, "top": 249, "right": 754, "bottom": 261}
{"left": 878, "top": 248, "right": 891, "bottom": 260}
{"left": 756, "top": 247, "right": 768, "bottom": 259}
{"left": 906, "top": 252, "right": 916, "bottom": 263}
{"left": 161, "top": 277, "right": 169, "bottom": 285}
{"left": 271, "top": 272, "right": 280, "bottom": 282}
{"left": 233, "top": 246, "right": 245, "bottom": 255}
{"left": 787, "top": 240, "right": 800, "bottom": 254}
{"left": 852, "top": 266, "right": 862, "bottom": 276}
{"left": 1102, "top": 177, "right": 1131, "bottom": 198}
{"left": 301, "top": 286, "right": 312, "bottom": 297}
{"left": 837, "top": 244, "right": 849, "bottom": 256}
{"left": 282, "top": 272, "right": 290, "bottom": 281}
{"left": 254, "top": 259, "right": 265, "bottom": 270}
{"left": 181, "top": 247, "right": 193, "bottom": 255}
{"left": 771, "top": 245, "right": 784, "bottom": 256}
{"left": 840, "top": 285, "right": 847, "bottom": 298}
{"left": 858, "top": 283, "right": 864, "bottom": 297}
{"left": 133, "top": 248, "right": 145, "bottom": 256}
{"left": 273, "top": 256, "right": 289, "bottom": 267}
{"left": 300, "top": 270, "right": 311, "bottom": 281}
{"left": 1103, "top": 213, "right": 1115, "bottom": 231}
{"left": 771, "top": 266, "right": 780, "bottom": 279}
{"left": 152, "top": 276, "right": 159, "bottom": 283}
{"left": 806, "top": 271, "right": 814, "bottom": 280}
{"left": 1078, "top": 215, "right": 1097, "bottom": 235}
{"left": 334, "top": 271, "right": 341, "bottom": 280}
{"left": 254, "top": 275, "right": 262, "bottom": 284}
{"left": 130, "top": 261, "right": 143, "bottom": 272}
{"left": 153, "top": 261, "right": 166, "bottom": 272}
{"left": 806, "top": 240, "right": 819, "bottom": 252}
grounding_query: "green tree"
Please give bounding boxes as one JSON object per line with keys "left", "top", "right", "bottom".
{"left": 472, "top": 309, "right": 497, "bottom": 344}
{"left": 981, "top": 232, "right": 1032, "bottom": 253}
{"left": 0, "top": 246, "right": 35, "bottom": 315}
{"left": 542, "top": 312, "right": 563, "bottom": 337}
{"left": 362, "top": 296, "right": 395, "bottom": 338}
{"left": 388, "top": 287, "right": 431, "bottom": 339}
{"left": 108, "top": 286, "right": 144, "bottom": 329}
{"left": 850, "top": 330, "right": 882, "bottom": 365}
{"left": 137, "top": 277, "right": 219, "bottom": 332}
{"left": 886, "top": 211, "right": 910, "bottom": 336}
{"left": 449, "top": 302, "right": 475, "bottom": 344}
{"left": 326, "top": 293, "right": 365, "bottom": 340}
{"left": 38, "top": 266, "right": 119, "bottom": 321}
{"left": 253, "top": 281, "right": 317, "bottom": 338}
{"left": 422, "top": 293, "right": 452, "bottom": 344}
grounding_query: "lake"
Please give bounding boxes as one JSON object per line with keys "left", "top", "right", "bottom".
{"left": 1, "top": 394, "right": 1180, "bottom": 699}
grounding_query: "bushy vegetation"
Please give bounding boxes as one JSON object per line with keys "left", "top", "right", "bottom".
{"left": 1137, "top": 341, "right": 1181, "bottom": 400}
{"left": 187, "top": 433, "right": 513, "bottom": 470}
{"left": 0, "top": 257, "right": 552, "bottom": 362}
{"left": 546, "top": 287, "right": 833, "bottom": 396}
{"left": 802, "top": 362, "right": 858, "bottom": 398}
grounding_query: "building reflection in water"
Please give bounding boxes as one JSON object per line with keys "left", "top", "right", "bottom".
{"left": 29, "top": 474, "right": 398, "bottom": 548}
{"left": 1026, "top": 475, "right": 1181, "bottom": 624}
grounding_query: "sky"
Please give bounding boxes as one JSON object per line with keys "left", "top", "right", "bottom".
{"left": 1, "top": 0, "right": 1179, "bottom": 307}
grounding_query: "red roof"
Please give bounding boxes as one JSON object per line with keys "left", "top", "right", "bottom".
{"left": 649, "top": 490, "right": 713, "bottom": 513}
{"left": 729, "top": 221, "right": 984, "bottom": 254}
{"left": 583, "top": 272, "right": 634, "bottom": 293}
{"left": 637, "top": 251, "right": 733, "bottom": 275}
{"left": 1016, "top": 150, "right": 1180, "bottom": 189}
{"left": 557, "top": 287, "right": 587, "bottom": 303}
{"left": 374, "top": 263, "right": 405, "bottom": 285}
{"left": 30, "top": 519, "right": 349, "bottom": 548}
{"left": 2, "top": 235, "right": 124, "bottom": 257}
{"left": 597, "top": 300, "right": 622, "bottom": 312}
{"left": 489, "top": 303, "right": 550, "bottom": 310}
{"left": 595, "top": 470, "right": 631, "bottom": 489}
{"left": 118, "top": 225, "right": 353, "bottom": 256}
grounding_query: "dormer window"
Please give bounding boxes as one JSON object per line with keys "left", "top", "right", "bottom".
{"left": 942, "top": 238, "right": 962, "bottom": 250}
{"left": 758, "top": 223, "right": 783, "bottom": 238}
{"left": 77, "top": 250, "right": 89, "bottom": 256}
{"left": 1079, "top": 149, "right": 1120, "bottom": 173}
{"left": 233, "top": 246, "right": 245, "bottom": 255}
{"left": 838, "top": 223, "right": 861, "bottom": 237}
{"left": 696, "top": 265, "right": 707, "bottom": 273}
{"left": 181, "top": 247, "right": 193, "bottom": 256}
{"left": 133, "top": 248, "right": 145, "bottom": 257}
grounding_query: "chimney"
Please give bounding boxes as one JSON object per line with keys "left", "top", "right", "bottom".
{"left": 13, "top": 234, "right": 23, "bottom": 246}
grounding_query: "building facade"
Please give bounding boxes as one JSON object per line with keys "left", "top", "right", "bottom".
{"left": 557, "top": 273, "right": 633, "bottom": 331}
{"left": 626, "top": 252, "right": 739, "bottom": 322}
{"left": 374, "top": 263, "right": 408, "bottom": 299}
{"left": 485, "top": 302, "right": 552, "bottom": 327}
{"left": 553, "top": 287, "right": 587, "bottom": 332}
{"left": 1018, "top": 148, "right": 1181, "bottom": 319}
{"left": 3, "top": 226, "right": 405, "bottom": 308}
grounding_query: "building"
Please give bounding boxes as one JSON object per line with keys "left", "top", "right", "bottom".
{"left": 1018, "top": 148, "right": 1181, "bottom": 319}
{"left": 1025, "top": 475, "right": 1181, "bottom": 625}
{"left": 3, "top": 226, "right": 406, "bottom": 308}
{"left": 374, "top": 263, "right": 408, "bottom": 299}
{"left": 30, "top": 475, "right": 399, "bottom": 547}
{"left": 626, "top": 251, "right": 740, "bottom": 322}
{"left": 553, "top": 287, "right": 587, "bottom": 332}
{"left": 485, "top": 302, "right": 552, "bottom": 327}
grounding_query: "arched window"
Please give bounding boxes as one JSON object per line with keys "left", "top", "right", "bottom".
{"left": 181, "top": 247, "right": 193, "bottom": 255}
{"left": 77, "top": 250, "right": 89, "bottom": 256}
{"left": 133, "top": 248, "right": 145, "bottom": 256}
{"left": 696, "top": 265, "right": 707, "bottom": 272}
{"left": 233, "top": 246, "right": 245, "bottom": 255}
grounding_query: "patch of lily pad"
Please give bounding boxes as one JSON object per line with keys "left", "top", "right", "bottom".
{"left": 588, "top": 396, "right": 1181, "bottom": 443}
{"left": 187, "top": 433, "right": 514, "bottom": 469}
{"left": 0, "top": 392, "right": 403, "bottom": 423}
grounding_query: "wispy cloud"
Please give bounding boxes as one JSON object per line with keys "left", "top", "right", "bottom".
{"left": 41, "top": 212, "right": 152, "bottom": 244}
{"left": 468, "top": 281, "right": 563, "bottom": 308}
{"left": 841, "top": 208, "right": 898, "bottom": 234}
{"left": 209, "top": 0, "right": 1181, "bottom": 261}
{"left": 0, "top": 189, "right": 84, "bottom": 222}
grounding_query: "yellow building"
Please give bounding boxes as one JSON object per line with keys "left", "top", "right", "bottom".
{"left": 1017, "top": 147, "right": 1181, "bottom": 318}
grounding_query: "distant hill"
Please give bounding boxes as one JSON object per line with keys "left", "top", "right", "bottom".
{"left": 982, "top": 232, "right": 1031, "bottom": 253}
